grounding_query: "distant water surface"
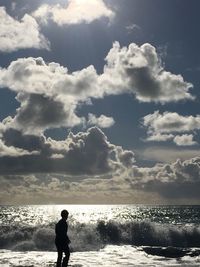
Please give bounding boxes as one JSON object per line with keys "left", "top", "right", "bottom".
{"left": 1, "top": 204, "right": 200, "bottom": 225}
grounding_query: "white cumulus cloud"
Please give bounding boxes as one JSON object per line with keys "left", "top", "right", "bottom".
{"left": 145, "top": 133, "right": 174, "bottom": 142}
{"left": 102, "top": 42, "right": 194, "bottom": 103}
{"left": 143, "top": 111, "right": 200, "bottom": 145}
{"left": 88, "top": 113, "right": 115, "bottom": 128}
{"left": 0, "top": 7, "right": 50, "bottom": 52}
{"left": 127, "top": 157, "right": 200, "bottom": 200}
{"left": 33, "top": 0, "right": 114, "bottom": 26}
{"left": 173, "top": 134, "right": 197, "bottom": 146}
{"left": 0, "top": 42, "right": 195, "bottom": 132}
{"left": 0, "top": 42, "right": 193, "bottom": 105}
{"left": 143, "top": 111, "right": 200, "bottom": 134}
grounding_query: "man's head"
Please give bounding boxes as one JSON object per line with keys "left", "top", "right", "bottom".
{"left": 61, "top": 209, "right": 69, "bottom": 220}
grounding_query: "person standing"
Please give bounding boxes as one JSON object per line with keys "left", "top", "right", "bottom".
{"left": 55, "top": 210, "right": 70, "bottom": 267}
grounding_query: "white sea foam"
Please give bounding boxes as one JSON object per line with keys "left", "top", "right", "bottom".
{"left": 0, "top": 245, "right": 200, "bottom": 267}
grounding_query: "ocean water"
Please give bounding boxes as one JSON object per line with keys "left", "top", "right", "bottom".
{"left": 0, "top": 205, "right": 200, "bottom": 266}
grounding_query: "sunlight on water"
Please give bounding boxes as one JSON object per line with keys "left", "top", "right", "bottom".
{"left": 1, "top": 204, "right": 127, "bottom": 226}
{"left": 41, "top": 204, "right": 138, "bottom": 225}
{"left": 1, "top": 205, "right": 200, "bottom": 227}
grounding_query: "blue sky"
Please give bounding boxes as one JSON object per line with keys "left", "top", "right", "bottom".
{"left": 0, "top": 0, "right": 200, "bottom": 204}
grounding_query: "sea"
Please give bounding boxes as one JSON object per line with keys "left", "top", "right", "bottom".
{"left": 0, "top": 205, "right": 200, "bottom": 267}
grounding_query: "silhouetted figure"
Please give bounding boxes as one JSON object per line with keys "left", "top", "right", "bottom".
{"left": 55, "top": 210, "right": 70, "bottom": 267}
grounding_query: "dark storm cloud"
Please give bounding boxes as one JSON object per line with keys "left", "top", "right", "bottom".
{"left": 128, "top": 157, "right": 200, "bottom": 199}
{"left": 0, "top": 127, "right": 135, "bottom": 175}
{"left": 2, "top": 128, "right": 47, "bottom": 152}
{"left": 149, "top": 180, "right": 200, "bottom": 199}
{"left": 1, "top": 125, "right": 200, "bottom": 202}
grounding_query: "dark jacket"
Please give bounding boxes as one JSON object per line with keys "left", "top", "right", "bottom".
{"left": 55, "top": 219, "right": 70, "bottom": 248}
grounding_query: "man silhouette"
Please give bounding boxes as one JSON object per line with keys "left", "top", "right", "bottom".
{"left": 55, "top": 210, "right": 70, "bottom": 267}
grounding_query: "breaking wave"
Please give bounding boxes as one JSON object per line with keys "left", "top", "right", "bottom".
{"left": 1, "top": 220, "right": 200, "bottom": 252}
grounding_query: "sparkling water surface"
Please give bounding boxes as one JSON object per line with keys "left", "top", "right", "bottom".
{"left": 1, "top": 205, "right": 200, "bottom": 226}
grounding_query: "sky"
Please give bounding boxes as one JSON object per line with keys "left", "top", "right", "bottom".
{"left": 0, "top": 0, "right": 200, "bottom": 204}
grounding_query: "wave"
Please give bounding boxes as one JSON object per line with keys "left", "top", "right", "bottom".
{"left": 0, "top": 220, "right": 200, "bottom": 251}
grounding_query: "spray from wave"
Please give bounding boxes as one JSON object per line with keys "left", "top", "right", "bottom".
{"left": 1, "top": 220, "right": 200, "bottom": 252}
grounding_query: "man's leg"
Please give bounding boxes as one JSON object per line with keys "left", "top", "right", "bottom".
{"left": 56, "top": 249, "right": 63, "bottom": 267}
{"left": 62, "top": 245, "right": 70, "bottom": 267}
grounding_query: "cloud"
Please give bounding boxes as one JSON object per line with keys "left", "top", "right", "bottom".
{"left": 0, "top": 57, "right": 93, "bottom": 132}
{"left": 0, "top": 126, "right": 200, "bottom": 203}
{"left": 102, "top": 42, "right": 194, "bottom": 103}
{"left": 0, "top": 173, "right": 132, "bottom": 204}
{"left": 87, "top": 113, "right": 115, "bottom": 128}
{"left": 33, "top": 0, "right": 114, "bottom": 26}
{"left": 11, "top": 2, "right": 17, "bottom": 11}
{"left": 0, "top": 127, "right": 135, "bottom": 175}
{"left": 143, "top": 111, "right": 200, "bottom": 145}
{"left": 2, "top": 128, "right": 47, "bottom": 152}
{"left": 138, "top": 146, "right": 199, "bottom": 163}
{"left": 0, "top": 139, "right": 38, "bottom": 157}
{"left": 0, "top": 7, "right": 50, "bottom": 52}
{"left": 0, "top": 56, "right": 102, "bottom": 101}
{"left": 0, "top": 41, "right": 194, "bottom": 135}
{"left": 173, "top": 134, "right": 197, "bottom": 146}
{"left": 137, "top": 146, "right": 200, "bottom": 163}
{"left": 14, "top": 93, "right": 83, "bottom": 134}
{"left": 125, "top": 24, "right": 141, "bottom": 34}
{"left": 145, "top": 133, "right": 174, "bottom": 142}
{"left": 127, "top": 157, "right": 200, "bottom": 199}
{"left": 0, "top": 42, "right": 194, "bottom": 134}
{"left": 1, "top": 155, "right": 200, "bottom": 204}
{"left": 0, "top": 57, "right": 72, "bottom": 95}
{"left": 143, "top": 111, "right": 200, "bottom": 134}
{"left": 114, "top": 146, "right": 135, "bottom": 168}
